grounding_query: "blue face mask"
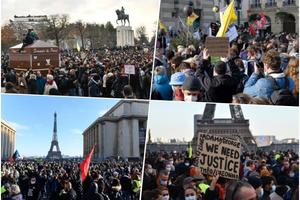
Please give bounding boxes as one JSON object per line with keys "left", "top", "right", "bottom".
{"left": 160, "top": 179, "right": 168, "bottom": 186}
{"left": 185, "top": 196, "right": 196, "bottom": 200}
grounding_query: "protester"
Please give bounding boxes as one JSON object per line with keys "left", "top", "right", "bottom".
{"left": 1, "top": 159, "right": 143, "bottom": 200}
{"left": 1, "top": 46, "right": 153, "bottom": 99}
{"left": 152, "top": 23, "right": 299, "bottom": 106}
{"left": 142, "top": 149, "right": 299, "bottom": 200}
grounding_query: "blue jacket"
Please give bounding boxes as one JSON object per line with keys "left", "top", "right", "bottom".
{"left": 243, "top": 72, "right": 295, "bottom": 99}
{"left": 152, "top": 75, "right": 173, "bottom": 100}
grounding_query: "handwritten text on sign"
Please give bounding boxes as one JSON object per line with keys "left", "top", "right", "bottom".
{"left": 195, "top": 134, "right": 241, "bottom": 180}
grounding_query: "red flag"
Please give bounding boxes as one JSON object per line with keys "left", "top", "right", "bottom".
{"left": 80, "top": 145, "right": 95, "bottom": 182}
{"left": 249, "top": 24, "right": 256, "bottom": 36}
{"left": 8, "top": 156, "right": 14, "bottom": 162}
{"left": 260, "top": 12, "right": 267, "bottom": 28}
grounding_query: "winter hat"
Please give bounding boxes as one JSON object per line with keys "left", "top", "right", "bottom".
{"left": 169, "top": 72, "right": 186, "bottom": 86}
{"left": 182, "top": 76, "right": 201, "bottom": 91}
{"left": 247, "top": 176, "right": 262, "bottom": 189}
{"left": 46, "top": 74, "right": 54, "bottom": 81}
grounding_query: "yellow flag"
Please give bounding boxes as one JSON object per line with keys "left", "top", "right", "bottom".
{"left": 187, "top": 12, "right": 199, "bottom": 26}
{"left": 216, "top": 0, "right": 237, "bottom": 37}
{"left": 187, "top": 142, "right": 193, "bottom": 158}
{"left": 76, "top": 41, "right": 81, "bottom": 52}
{"left": 159, "top": 20, "right": 167, "bottom": 32}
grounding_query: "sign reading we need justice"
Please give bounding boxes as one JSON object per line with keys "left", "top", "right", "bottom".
{"left": 195, "top": 134, "right": 241, "bottom": 180}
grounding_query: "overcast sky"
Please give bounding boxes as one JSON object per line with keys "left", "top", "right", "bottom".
{"left": 148, "top": 101, "right": 299, "bottom": 142}
{"left": 1, "top": 0, "right": 159, "bottom": 38}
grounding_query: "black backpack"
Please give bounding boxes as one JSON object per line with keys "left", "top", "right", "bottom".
{"left": 267, "top": 76, "right": 298, "bottom": 106}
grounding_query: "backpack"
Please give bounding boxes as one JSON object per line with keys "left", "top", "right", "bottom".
{"left": 267, "top": 76, "right": 298, "bottom": 106}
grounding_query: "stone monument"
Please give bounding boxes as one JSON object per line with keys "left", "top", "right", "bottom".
{"left": 116, "top": 7, "right": 135, "bottom": 47}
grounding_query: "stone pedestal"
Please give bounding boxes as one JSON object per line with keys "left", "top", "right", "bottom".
{"left": 116, "top": 26, "right": 135, "bottom": 47}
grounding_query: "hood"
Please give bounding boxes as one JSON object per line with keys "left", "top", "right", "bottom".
{"left": 268, "top": 72, "right": 286, "bottom": 79}
{"left": 154, "top": 75, "right": 169, "bottom": 84}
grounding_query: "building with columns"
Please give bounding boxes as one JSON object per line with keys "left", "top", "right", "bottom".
{"left": 1, "top": 120, "right": 16, "bottom": 160}
{"left": 83, "top": 100, "right": 148, "bottom": 160}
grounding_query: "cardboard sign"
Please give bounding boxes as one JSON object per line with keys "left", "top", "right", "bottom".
{"left": 124, "top": 65, "right": 135, "bottom": 75}
{"left": 226, "top": 26, "right": 238, "bottom": 42}
{"left": 195, "top": 134, "right": 241, "bottom": 180}
{"left": 205, "top": 37, "right": 229, "bottom": 57}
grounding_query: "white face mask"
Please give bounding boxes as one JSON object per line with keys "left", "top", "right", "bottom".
{"left": 160, "top": 180, "right": 168, "bottom": 186}
{"left": 147, "top": 169, "right": 153, "bottom": 174}
{"left": 185, "top": 162, "right": 190, "bottom": 166}
{"left": 162, "top": 195, "right": 170, "bottom": 200}
{"left": 258, "top": 188, "right": 264, "bottom": 198}
{"left": 271, "top": 185, "right": 276, "bottom": 193}
{"left": 184, "top": 95, "right": 197, "bottom": 102}
{"left": 185, "top": 196, "right": 196, "bottom": 200}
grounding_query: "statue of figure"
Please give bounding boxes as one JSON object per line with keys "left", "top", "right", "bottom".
{"left": 19, "top": 28, "right": 39, "bottom": 53}
{"left": 116, "top": 6, "right": 130, "bottom": 26}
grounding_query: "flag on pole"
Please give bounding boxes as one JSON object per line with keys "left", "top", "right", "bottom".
{"left": 80, "top": 144, "right": 95, "bottom": 182}
{"left": 216, "top": 0, "right": 237, "bottom": 37}
{"left": 187, "top": 142, "right": 193, "bottom": 158}
{"left": 159, "top": 20, "right": 167, "bottom": 32}
{"left": 13, "top": 150, "right": 20, "bottom": 160}
{"left": 187, "top": 12, "right": 199, "bottom": 26}
{"left": 76, "top": 41, "right": 81, "bottom": 52}
{"left": 256, "top": 12, "right": 267, "bottom": 29}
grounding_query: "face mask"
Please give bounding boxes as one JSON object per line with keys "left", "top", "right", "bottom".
{"left": 185, "top": 196, "right": 196, "bottom": 200}
{"left": 162, "top": 195, "right": 169, "bottom": 200}
{"left": 31, "top": 180, "right": 36, "bottom": 184}
{"left": 256, "top": 54, "right": 262, "bottom": 60}
{"left": 185, "top": 162, "right": 190, "bottom": 166}
{"left": 160, "top": 179, "right": 168, "bottom": 186}
{"left": 166, "top": 167, "right": 171, "bottom": 172}
{"left": 258, "top": 188, "right": 264, "bottom": 198}
{"left": 147, "top": 169, "right": 153, "bottom": 174}
{"left": 184, "top": 95, "right": 197, "bottom": 102}
{"left": 271, "top": 185, "right": 276, "bottom": 193}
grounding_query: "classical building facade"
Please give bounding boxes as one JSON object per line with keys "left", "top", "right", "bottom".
{"left": 193, "top": 104, "right": 257, "bottom": 152}
{"left": 159, "top": 0, "right": 215, "bottom": 30}
{"left": 1, "top": 120, "right": 16, "bottom": 160}
{"left": 247, "top": 0, "right": 298, "bottom": 33}
{"left": 83, "top": 100, "right": 148, "bottom": 160}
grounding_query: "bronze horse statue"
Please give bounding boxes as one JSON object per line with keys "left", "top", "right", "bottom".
{"left": 116, "top": 9, "right": 130, "bottom": 26}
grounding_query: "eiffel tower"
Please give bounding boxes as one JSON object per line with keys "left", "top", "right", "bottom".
{"left": 46, "top": 112, "right": 62, "bottom": 159}
{"left": 193, "top": 104, "right": 257, "bottom": 152}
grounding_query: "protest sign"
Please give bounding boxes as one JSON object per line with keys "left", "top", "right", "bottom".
{"left": 195, "top": 134, "right": 241, "bottom": 179}
{"left": 205, "top": 37, "right": 229, "bottom": 57}
{"left": 226, "top": 25, "right": 238, "bottom": 42}
{"left": 124, "top": 65, "right": 135, "bottom": 74}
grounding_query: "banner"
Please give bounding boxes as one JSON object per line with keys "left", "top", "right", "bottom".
{"left": 195, "top": 134, "right": 241, "bottom": 180}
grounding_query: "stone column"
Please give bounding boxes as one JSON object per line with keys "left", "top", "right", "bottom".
{"left": 131, "top": 119, "right": 140, "bottom": 157}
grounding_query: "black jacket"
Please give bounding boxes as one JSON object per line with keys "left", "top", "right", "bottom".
{"left": 198, "top": 74, "right": 237, "bottom": 103}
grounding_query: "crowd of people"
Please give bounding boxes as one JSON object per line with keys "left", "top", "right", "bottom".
{"left": 1, "top": 46, "right": 153, "bottom": 99}
{"left": 142, "top": 149, "right": 299, "bottom": 200}
{"left": 1, "top": 159, "right": 142, "bottom": 200}
{"left": 152, "top": 26, "right": 299, "bottom": 106}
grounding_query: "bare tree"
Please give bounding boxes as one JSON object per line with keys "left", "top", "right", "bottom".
{"left": 75, "top": 21, "right": 86, "bottom": 49}
{"left": 45, "top": 14, "right": 69, "bottom": 47}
